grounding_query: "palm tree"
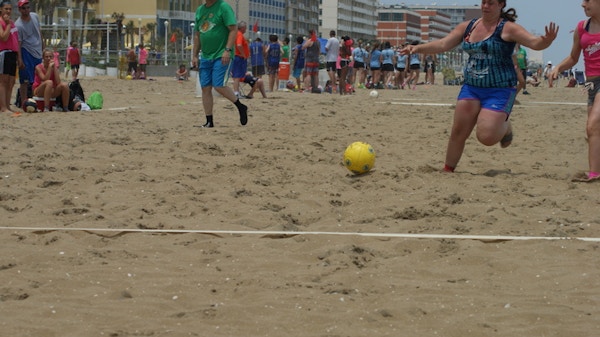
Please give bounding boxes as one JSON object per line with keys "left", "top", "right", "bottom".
{"left": 124, "top": 20, "right": 135, "bottom": 49}
{"left": 37, "top": 0, "right": 66, "bottom": 46}
{"left": 111, "top": 12, "right": 125, "bottom": 51}
{"left": 145, "top": 22, "right": 157, "bottom": 49}
{"left": 85, "top": 17, "right": 102, "bottom": 50}
{"left": 74, "top": 0, "right": 100, "bottom": 48}
{"left": 38, "top": 0, "right": 66, "bottom": 25}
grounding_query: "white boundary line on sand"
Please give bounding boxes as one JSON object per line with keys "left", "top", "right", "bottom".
{"left": 383, "top": 102, "right": 453, "bottom": 107}
{"left": 528, "top": 101, "right": 586, "bottom": 106}
{"left": 1, "top": 226, "right": 599, "bottom": 242}
{"left": 385, "top": 98, "right": 586, "bottom": 107}
{"left": 105, "top": 107, "right": 136, "bottom": 111}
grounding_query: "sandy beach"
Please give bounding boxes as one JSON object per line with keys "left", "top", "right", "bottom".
{"left": 0, "top": 75, "right": 599, "bottom": 336}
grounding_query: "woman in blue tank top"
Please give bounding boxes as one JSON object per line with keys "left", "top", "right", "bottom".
{"left": 405, "top": 41, "right": 421, "bottom": 90}
{"left": 395, "top": 46, "right": 407, "bottom": 89}
{"left": 400, "top": 0, "right": 557, "bottom": 173}
{"left": 381, "top": 41, "right": 395, "bottom": 88}
{"left": 368, "top": 42, "right": 382, "bottom": 88}
{"left": 352, "top": 43, "right": 368, "bottom": 87}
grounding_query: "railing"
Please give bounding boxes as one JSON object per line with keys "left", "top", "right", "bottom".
{"left": 41, "top": 22, "right": 195, "bottom": 69}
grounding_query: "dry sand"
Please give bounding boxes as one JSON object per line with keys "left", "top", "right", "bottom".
{"left": 0, "top": 75, "right": 599, "bottom": 336}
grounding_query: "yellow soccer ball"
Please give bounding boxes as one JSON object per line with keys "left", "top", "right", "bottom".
{"left": 343, "top": 142, "right": 375, "bottom": 175}
{"left": 126, "top": 75, "right": 132, "bottom": 80}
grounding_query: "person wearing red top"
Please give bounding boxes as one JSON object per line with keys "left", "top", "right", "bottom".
{"left": 0, "top": 0, "right": 22, "bottom": 114}
{"left": 67, "top": 41, "right": 80, "bottom": 80}
{"left": 232, "top": 21, "right": 249, "bottom": 98}
{"left": 33, "top": 49, "right": 69, "bottom": 111}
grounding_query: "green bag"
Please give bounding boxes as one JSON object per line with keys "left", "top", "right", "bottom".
{"left": 88, "top": 91, "right": 104, "bottom": 110}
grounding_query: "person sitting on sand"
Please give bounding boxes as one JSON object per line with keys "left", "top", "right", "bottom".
{"left": 526, "top": 74, "right": 541, "bottom": 87}
{"left": 176, "top": 64, "right": 189, "bottom": 81}
{"left": 241, "top": 72, "right": 267, "bottom": 99}
{"left": 33, "top": 49, "right": 70, "bottom": 111}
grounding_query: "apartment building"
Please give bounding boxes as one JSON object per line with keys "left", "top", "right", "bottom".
{"left": 285, "top": 0, "right": 320, "bottom": 39}
{"left": 320, "top": 0, "right": 377, "bottom": 42}
{"left": 376, "top": 4, "right": 453, "bottom": 46}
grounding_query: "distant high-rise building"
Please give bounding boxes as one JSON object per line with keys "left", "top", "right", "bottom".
{"left": 320, "top": 0, "right": 377, "bottom": 42}
{"left": 376, "top": 4, "right": 452, "bottom": 46}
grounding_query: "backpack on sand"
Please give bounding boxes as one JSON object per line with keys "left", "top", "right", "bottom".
{"left": 69, "top": 79, "right": 85, "bottom": 102}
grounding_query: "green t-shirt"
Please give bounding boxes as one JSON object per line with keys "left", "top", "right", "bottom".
{"left": 282, "top": 45, "right": 290, "bottom": 60}
{"left": 516, "top": 47, "right": 527, "bottom": 70}
{"left": 195, "top": 0, "right": 237, "bottom": 60}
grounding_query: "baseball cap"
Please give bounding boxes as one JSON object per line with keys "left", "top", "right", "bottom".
{"left": 18, "top": 0, "right": 29, "bottom": 8}
{"left": 547, "top": 61, "right": 552, "bottom": 64}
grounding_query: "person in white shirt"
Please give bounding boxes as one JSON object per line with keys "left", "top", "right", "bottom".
{"left": 325, "top": 30, "right": 339, "bottom": 90}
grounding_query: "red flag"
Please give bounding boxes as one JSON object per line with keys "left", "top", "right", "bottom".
{"left": 170, "top": 33, "right": 176, "bottom": 43}
{"left": 252, "top": 20, "right": 259, "bottom": 33}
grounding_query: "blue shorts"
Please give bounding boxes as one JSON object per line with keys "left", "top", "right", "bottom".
{"left": 200, "top": 58, "right": 231, "bottom": 88}
{"left": 457, "top": 84, "right": 517, "bottom": 116}
{"left": 232, "top": 56, "right": 247, "bottom": 78}
{"left": 19, "top": 48, "right": 41, "bottom": 84}
{"left": 293, "top": 67, "right": 303, "bottom": 79}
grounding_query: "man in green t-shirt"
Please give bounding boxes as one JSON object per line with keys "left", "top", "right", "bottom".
{"left": 515, "top": 44, "right": 529, "bottom": 95}
{"left": 192, "top": 0, "right": 248, "bottom": 128}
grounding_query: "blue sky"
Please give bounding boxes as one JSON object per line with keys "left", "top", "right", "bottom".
{"left": 380, "top": 0, "right": 587, "bottom": 69}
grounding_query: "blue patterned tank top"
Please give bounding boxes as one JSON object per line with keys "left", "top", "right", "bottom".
{"left": 462, "top": 19, "right": 516, "bottom": 88}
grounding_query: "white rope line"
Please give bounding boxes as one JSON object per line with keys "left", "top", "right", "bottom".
{"left": 387, "top": 102, "right": 453, "bottom": 107}
{"left": 1, "top": 226, "right": 599, "bottom": 242}
{"left": 386, "top": 99, "right": 586, "bottom": 107}
{"left": 528, "top": 101, "right": 586, "bottom": 106}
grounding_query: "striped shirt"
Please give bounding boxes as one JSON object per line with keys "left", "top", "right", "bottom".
{"left": 462, "top": 19, "right": 517, "bottom": 88}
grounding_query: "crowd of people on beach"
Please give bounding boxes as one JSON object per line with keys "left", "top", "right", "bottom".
{"left": 237, "top": 29, "right": 444, "bottom": 95}
{"left": 232, "top": 22, "right": 571, "bottom": 97}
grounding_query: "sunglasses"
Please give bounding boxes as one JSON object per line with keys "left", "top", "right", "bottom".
{"left": 19, "top": 6, "right": 29, "bottom": 9}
